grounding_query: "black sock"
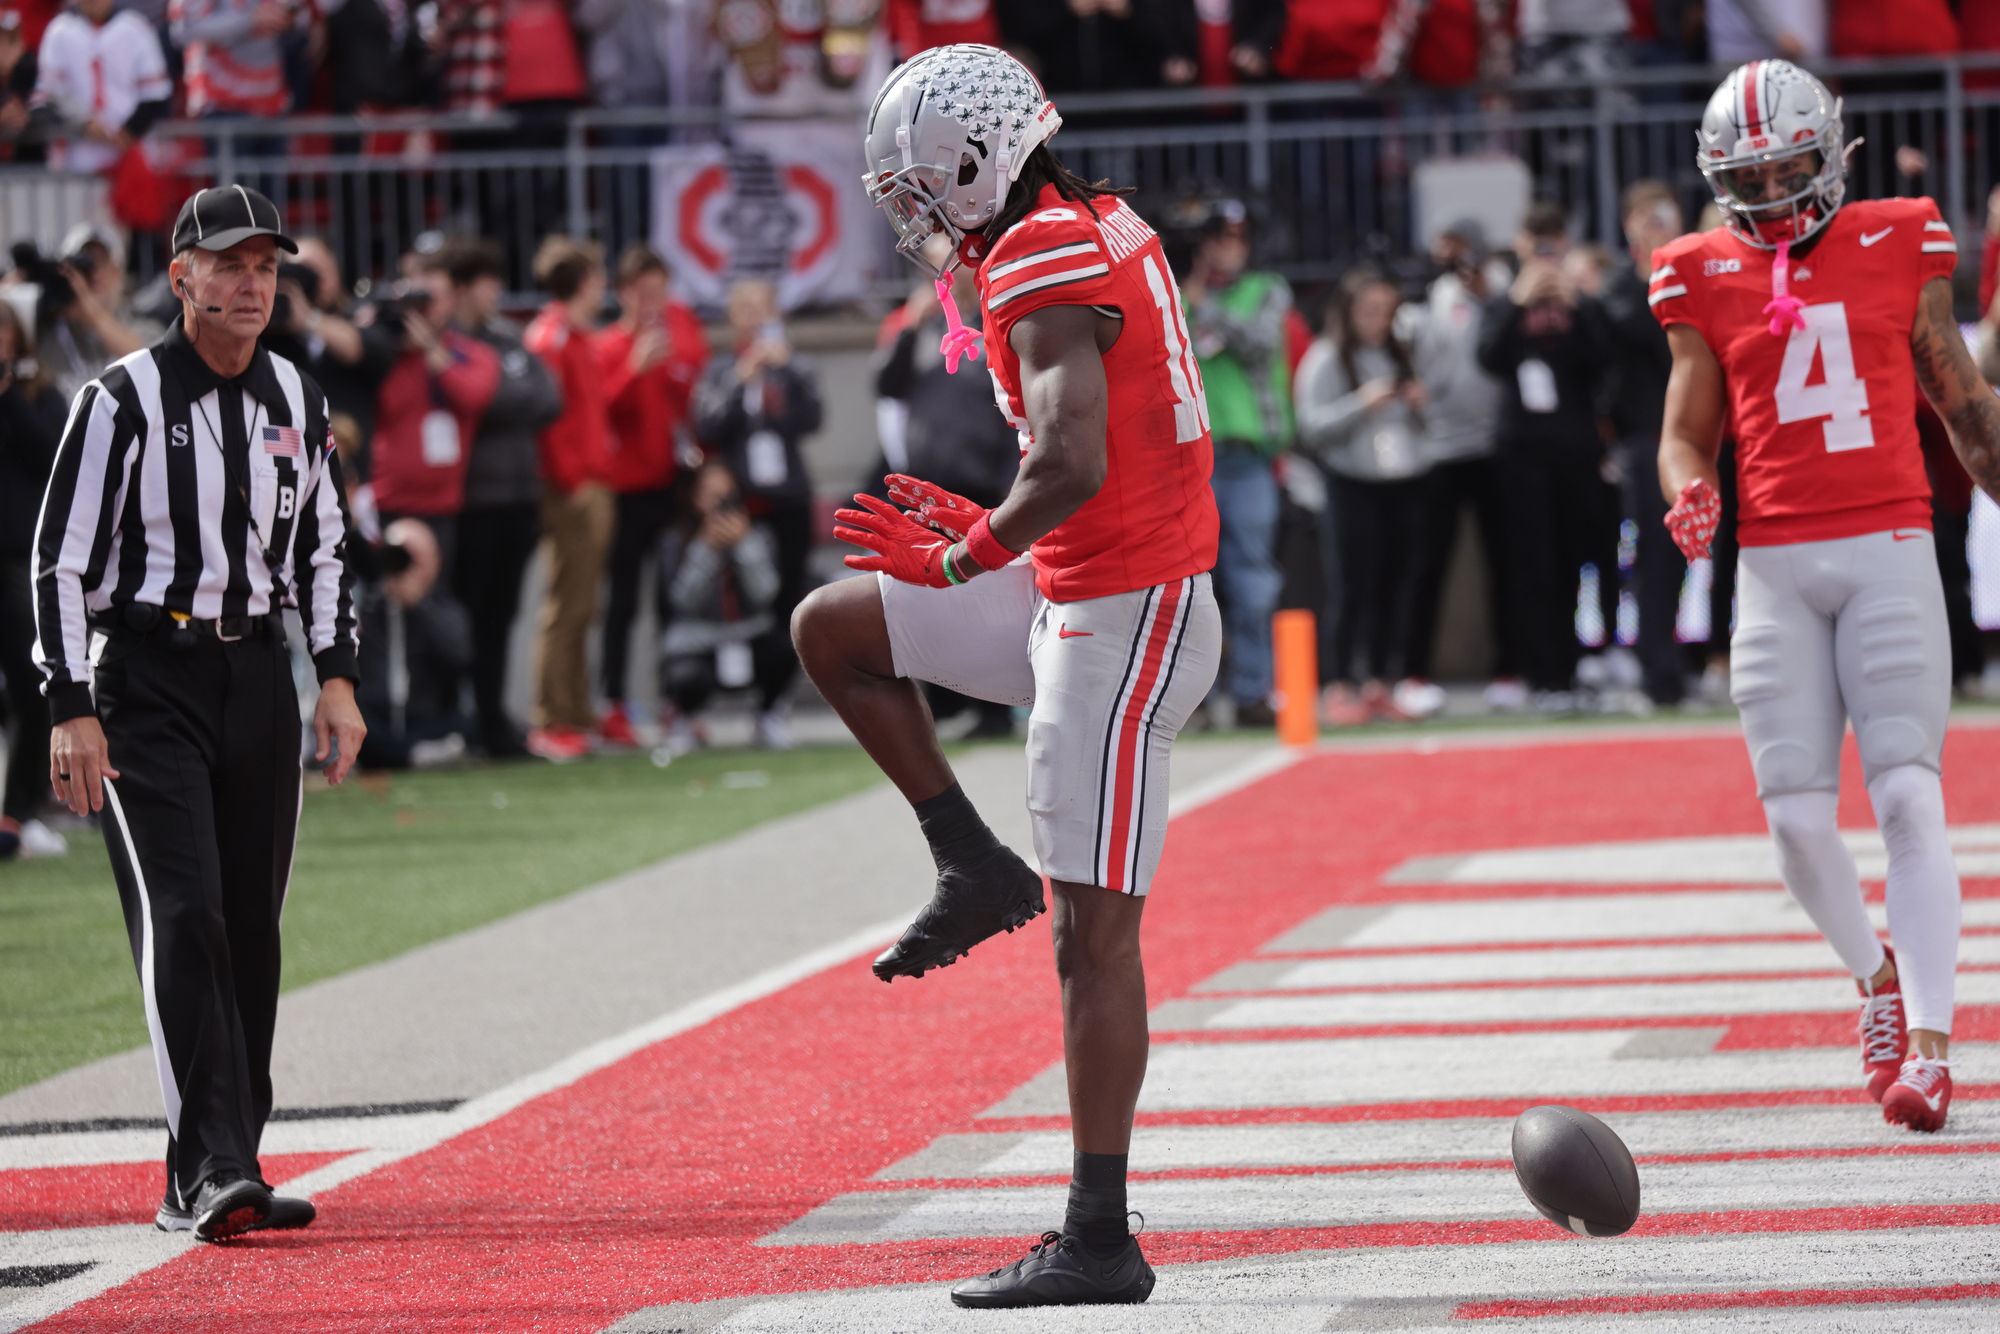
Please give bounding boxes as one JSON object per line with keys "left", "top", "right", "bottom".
{"left": 1063, "top": 1151, "right": 1129, "bottom": 1257}
{"left": 913, "top": 782, "right": 1002, "bottom": 873}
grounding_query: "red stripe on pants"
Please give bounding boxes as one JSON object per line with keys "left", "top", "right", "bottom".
{"left": 1104, "top": 580, "right": 1183, "bottom": 892}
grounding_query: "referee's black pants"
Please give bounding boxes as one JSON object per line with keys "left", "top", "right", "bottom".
{"left": 93, "top": 623, "right": 300, "bottom": 1208}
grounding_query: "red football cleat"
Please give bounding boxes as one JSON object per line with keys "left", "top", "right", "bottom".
{"left": 1857, "top": 947, "right": 1907, "bottom": 1102}
{"left": 527, "top": 726, "right": 590, "bottom": 763}
{"left": 1881, "top": 1056, "right": 1952, "bottom": 1133}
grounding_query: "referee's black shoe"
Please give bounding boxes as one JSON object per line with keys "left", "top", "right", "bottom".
{"left": 158, "top": 1191, "right": 315, "bottom": 1236}
{"left": 950, "top": 1230, "right": 1156, "bottom": 1308}
{"left": 873, "top": 844, "right": 1045, "bottom": 981}
{"left": 179, "top": 1173, "right": 273, "bottom": 1241}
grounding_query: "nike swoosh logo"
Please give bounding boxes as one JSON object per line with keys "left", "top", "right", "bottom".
{"left": 1860, "top": 227, "right": 1894, "bottom": 247}
{"left": 1924, "top": 1092, "right": 1943, "bottom": 1111}
{"left": 1893, "top": 531, "right": 1925, "bottom": 541}
{"left": 1058, "top": 625, "right": 1093, "bottom": 639}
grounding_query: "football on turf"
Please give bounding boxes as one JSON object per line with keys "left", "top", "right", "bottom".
{"left": 1510, "top": 1104, "right": 1641, "bottom": 1237}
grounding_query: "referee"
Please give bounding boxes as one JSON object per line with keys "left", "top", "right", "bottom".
{"left": 31, "top": 187, "right": 364, "bottom": 1242}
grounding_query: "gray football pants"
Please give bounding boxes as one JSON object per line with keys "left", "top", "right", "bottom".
{"left": 1732, "top": 529, "right": 1961, "bottom": 1033}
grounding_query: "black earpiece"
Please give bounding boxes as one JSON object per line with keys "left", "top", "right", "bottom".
{"left": 178, "top": 279, "right": 223, "bottom": 314}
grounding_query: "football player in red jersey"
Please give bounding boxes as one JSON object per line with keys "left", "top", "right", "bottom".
{"left": 1654, "top": 60, "right": 2000, "bottom": 1133}
{"left": 790, "top": 45, "right": 1222, "bottom": 1306}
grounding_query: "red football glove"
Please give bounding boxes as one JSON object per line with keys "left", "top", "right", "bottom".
{"left": 835, "top": 493, "right": 953, "bottom": 588}
{"left": 884, "top": 473, "right": 989, "bottom": 541}
{"left": 1665, "top": 476, "right": 1722, "bottom": 562}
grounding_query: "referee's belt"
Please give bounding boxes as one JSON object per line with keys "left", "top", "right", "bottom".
{"left": 98, "top": 604, "right": 282, "bottom": 644}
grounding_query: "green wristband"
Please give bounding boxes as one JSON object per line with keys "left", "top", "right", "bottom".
{"left": 943, "top": 543, "right": 966, "bottom": 586}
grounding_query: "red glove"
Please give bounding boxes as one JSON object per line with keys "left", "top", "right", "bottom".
{"left": 885, "top": 473, "right": 989, "bottom": 541}
{"left": 1665, "top": 476, "right": 1722, "bottom": 562}
{"left": 836, "top": 493, "right": 953, "bottom": 587}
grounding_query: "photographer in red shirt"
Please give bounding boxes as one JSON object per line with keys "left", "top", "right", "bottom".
{"left": 592, "top": 244, "right": 708, "bottom": 747}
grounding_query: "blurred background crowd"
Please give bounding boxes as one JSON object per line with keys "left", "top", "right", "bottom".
{"left": 6, "top": 0, "right": 2000, "bottom": 862}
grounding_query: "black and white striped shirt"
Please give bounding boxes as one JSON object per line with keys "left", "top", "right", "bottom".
{"left": 32, "top": 320, "right": 358, "bottom": 724}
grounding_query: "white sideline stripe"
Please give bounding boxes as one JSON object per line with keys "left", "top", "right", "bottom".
{"left": 0, "top": 1226, "right": 190, "bottom": 1334}
{"left": 767, "top": 1152, "right": 2000, "bottom": 1244}
{"left": 1325, "top": 891, "right": 2000, "bottom": 950}
{"left": 1249, "top": 936, "right": 2000, "bottom": 988}
{"left": 883, "top": 1101, "right": 2000, "bottom": 1179}
{"left": 2, "top": 746, "right": 1298, "bottom": 1327}
{"left": 702, "top": 1229, "right": 2000, "bottom": 1331}
{"left": 977, "top": 1033, "right": 2000, "bottom": 1117}
{"left": 0, "top": 1111, "right": 460, "bottom": 1171}
{"left": 1194, "top": 972, "right": 2000, "bottom": 1028}
{"left": 1385, "top": 825, "right": 2000, "bottom": 886}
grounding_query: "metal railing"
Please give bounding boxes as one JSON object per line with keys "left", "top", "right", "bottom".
{"left": 8, "top": 53, "right": 2000, "bottom": 306}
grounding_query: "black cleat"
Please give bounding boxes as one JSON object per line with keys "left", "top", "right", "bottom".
{"left": 873, "top": 845, "right": 1046, "bottom": 981}
{"left": 189, "top": 1173, "right": 272, "bottom": 1242}
{"left": 951, "top": 1231, "right": 1155, "bottom": 1308}
{"left": 159, "top": 1192, "right": 315, "bottom": 1234}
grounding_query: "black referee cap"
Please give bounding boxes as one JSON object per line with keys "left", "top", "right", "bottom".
{"left": 171, "top": 186, "right": 298, "bottom": 256}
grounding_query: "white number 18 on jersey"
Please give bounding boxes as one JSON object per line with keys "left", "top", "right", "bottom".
{"left": 1774, "top": 302, "right": 1875, "bottom": 452}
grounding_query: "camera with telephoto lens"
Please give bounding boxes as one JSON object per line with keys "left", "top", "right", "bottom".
{"left": 369, "top": 282, "right": 437, "bottom": 341}
{"left": 269, "top": 260, "right": 323, "bottom": 333}
{"left": 10, "top": 241, "right": 95, "bottom": 323}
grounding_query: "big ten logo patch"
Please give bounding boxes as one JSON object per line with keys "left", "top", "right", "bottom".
{"left": 1704, "top": 258, "right": 1743, "bottom": 276}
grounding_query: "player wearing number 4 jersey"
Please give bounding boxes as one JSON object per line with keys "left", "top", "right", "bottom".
{"left": 792, "top": 44, "right": 1220, "bottom": 1309}
{"left": 1655, "top": 59, "right": 2000, "bottom": 1133}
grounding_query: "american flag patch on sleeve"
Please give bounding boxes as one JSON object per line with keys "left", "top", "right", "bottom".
{"left": 262, "top": 425, "right": 303, "bottom": 457}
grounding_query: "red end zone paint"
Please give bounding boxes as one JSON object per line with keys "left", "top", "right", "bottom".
{"left": 0, "top": 1153, "right": 347, "bottom": 1231}
{"left": 42, "top": 730, "right": 2000, "bottom": 1331}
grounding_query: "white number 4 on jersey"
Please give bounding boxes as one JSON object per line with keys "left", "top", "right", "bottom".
{"left": 1774, "top": 302, "right": 1875, "bottom": 452}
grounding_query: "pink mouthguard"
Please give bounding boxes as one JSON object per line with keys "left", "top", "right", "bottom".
{"left": 936, "top": 276, "right": 982, "bottom": 373}
{"left": 1763, "top": 238, "right": 1807, "bottom": 337}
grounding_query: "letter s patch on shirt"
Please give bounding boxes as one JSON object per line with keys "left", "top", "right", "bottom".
{"left": 171, "top": 423, "right": 190, "bottom": 446}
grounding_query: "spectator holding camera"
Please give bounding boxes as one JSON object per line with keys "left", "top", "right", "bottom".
{"left": 0, "top": 298, "right": 67, "bottom": 859}
{"left": 27, "top": 0, "right": 171, "bottom": 174}
{"left": 1475, "top": 198, "right": 1616, "bottom": 711}
{"left": 1182, "top": 198, "right": 1293, "bottom": 728}
{"left": 693, "top": 278, "right": 819, "bottom": 750}
{"left": 365, "top": 257, "right": 501, "bottom": 574}
{"left": 1403, "top": 220, "right": 1512, "bottom": 717}
{"left": 1600, "top": 178, "right": 1688, "bottom": 708}
{"left": 0, "top": 11, "right": 41, "bottom": 165}
{"left": 433, "top": 236, "right": 564, "bottom": 759}
{"left": 525, "top": 235, "right": 615, "bottom": 763}
{"left": 594, "top": 244, "right": 708, "bottom": 749}
{"left": 29, "top": 225, "right": 160, "bottom": 405}
{"left": 353, "top": 517, "right": 476, "bottom": 770}
{"left": 280, "top": 237, "right": 398, "bottom": 444}
{"left": 1295, "top": 267, "right": 1430, "bottom": 727}
{"left": 654, "top": 461, "right": 784, "bottom": 756}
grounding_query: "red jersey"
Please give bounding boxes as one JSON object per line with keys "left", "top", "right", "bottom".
{"left": 976, "top": 185, "right": 1220, "bottom": 602}
{"left": 525, "top": 302, "right": 610, "bottom": 495}
{"left": 595, "top": 302, "right": 709, "bottom": 494}
{"left": 1648, "top": 197, "right": 1959, "bottom": 547}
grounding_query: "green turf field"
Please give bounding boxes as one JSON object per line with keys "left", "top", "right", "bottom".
{"left": 0, "top": 745, "right": 890, "bottom": 1099}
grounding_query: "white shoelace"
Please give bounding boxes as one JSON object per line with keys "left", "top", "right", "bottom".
{"left": 1895, "top": 1055, "right": 1952, "bottom": 1094}
{"left": 1858, "top": 992, "right": 1905, "bottom": 1064}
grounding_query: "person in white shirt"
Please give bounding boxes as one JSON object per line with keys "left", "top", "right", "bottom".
{"left": 29, "top": 0, "right": 171, "bottom": 175}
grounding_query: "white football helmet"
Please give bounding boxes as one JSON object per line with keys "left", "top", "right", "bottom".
{"left": 862, "top": 44, "right": 1063, "bottom": 277}
{"left": 1697, "top": 59, "right": 1846, "bottom": 248}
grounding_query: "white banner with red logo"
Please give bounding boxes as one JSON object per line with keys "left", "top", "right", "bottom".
{"left": 651, "top": 121, "right": 880, "bottom": 311}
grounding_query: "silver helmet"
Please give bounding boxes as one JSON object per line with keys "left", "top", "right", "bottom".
{"left": 862, "top": 44, "right": 1063, "bottom": 277}
{"left": 1697, "top": 59, "right": 1846, "bottom": 249}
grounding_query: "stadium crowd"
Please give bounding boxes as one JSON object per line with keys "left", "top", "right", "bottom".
{"left": 0, "top": 0, "right": 1986, "bottom": 176}
{"left": 5, "top": 1, "right": 2000, "bottom": 860}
